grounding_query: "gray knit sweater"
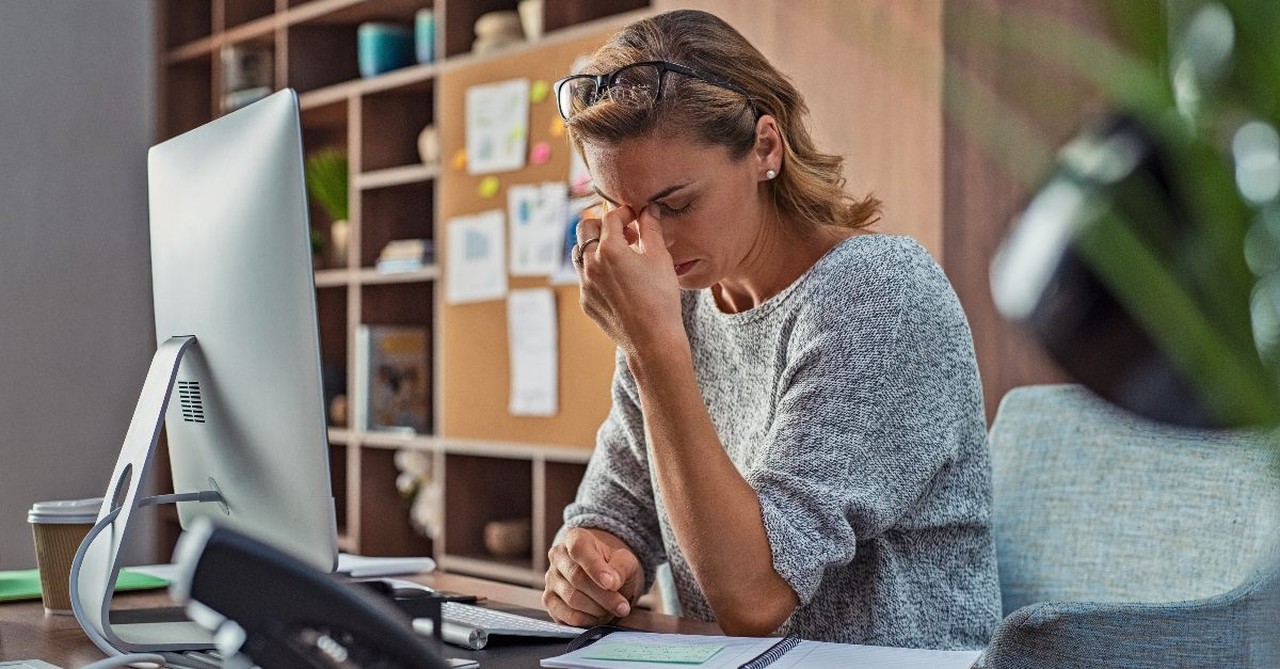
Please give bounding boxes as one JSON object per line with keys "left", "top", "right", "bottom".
{"left": 563, "top": 234, "right": 1001, "bottom": 650}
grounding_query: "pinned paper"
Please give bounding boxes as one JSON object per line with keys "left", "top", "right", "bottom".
{"left": 507, "top": 288, "right": 558, "bottom": 416}
{"left": 530, "top": 79, "right": 551, "bottom": 104}
{"left": 508, "top": 182, "right": 568, "bottom": 276}
{"left": 549, "top": 116, "right": 566, "bottom": 138}
{"left": 568, "top": 145, "right": 592, "bottom": 196}
{"left": 551, "top": 195, "right": 602, "bottom": 285}
{"left": 530, "top": 141, "right": 552, "bottom": 165}
{"left": 478, "top": 176, "right": 501, "bottom": 198}
{"left": 451, "top": 149, "right": 468, "bottom": 171}
{"left": 466, "top": 78, "right": 530, "bottom": 174}
{"left": 445, "top": 210, "right": 507, "bottom": 304}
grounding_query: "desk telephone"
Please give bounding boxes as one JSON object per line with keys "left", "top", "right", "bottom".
{"left": 170, "top": 520, "right": 451, "bottom": 669}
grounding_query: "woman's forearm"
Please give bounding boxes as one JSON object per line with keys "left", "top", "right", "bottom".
{"left": 626, "top": 342, "right": 799, "bottom": 635}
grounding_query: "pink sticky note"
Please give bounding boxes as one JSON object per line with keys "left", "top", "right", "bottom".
{"left": 530, "top": 141, "right": 552, "bottom": 165}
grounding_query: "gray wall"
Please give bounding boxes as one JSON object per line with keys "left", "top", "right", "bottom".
{"left": 0, "top": 1, "right": 155, "bottom": 568}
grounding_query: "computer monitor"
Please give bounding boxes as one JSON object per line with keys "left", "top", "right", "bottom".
{"left": 73, "top": 89, "right": 338, "bottom": 653}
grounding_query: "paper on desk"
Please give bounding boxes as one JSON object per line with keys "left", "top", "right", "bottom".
{"left": 337, "top": 554, "right": 436, "bottom": 578}
{"left": 769, "top": 640, "right": 981, "bottom": 669}
{"left": 542, "top": 632, "right": 777, "bottom": 669}
{"left": 508, "top": 288, "right": 558, "bottom": 416}
{"left": 541, "top": 631, "right": 983, "bottom": 669}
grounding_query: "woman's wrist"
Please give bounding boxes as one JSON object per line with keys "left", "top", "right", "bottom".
{"left": 624, "top": 334, "right": 693, "bottom": 386}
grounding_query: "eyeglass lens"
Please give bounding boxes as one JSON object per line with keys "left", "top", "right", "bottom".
{"left": 559, "top": 63, "right": 664, "bottom": 119}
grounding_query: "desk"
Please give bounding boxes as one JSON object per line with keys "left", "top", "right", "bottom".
{"left": 0, "top": 573, "right": 719, "bottom": 668}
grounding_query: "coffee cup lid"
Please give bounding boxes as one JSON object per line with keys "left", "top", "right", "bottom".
{"left": 28, "top": 497, "right": 102, "bottom": 524}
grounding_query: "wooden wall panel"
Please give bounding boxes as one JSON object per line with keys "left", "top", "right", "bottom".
{"left": 653, "top": 0, "right": 945, "bottom": 257}
{"left": 942, "top": 0, "right": 1110, "bottom": 419}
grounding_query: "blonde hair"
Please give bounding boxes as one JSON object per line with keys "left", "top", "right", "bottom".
{"left": 565, "top": 9, "right": 880, "bottom": 233}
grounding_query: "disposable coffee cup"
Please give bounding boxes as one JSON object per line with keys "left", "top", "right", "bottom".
{"left": 27, "top": 497, "right": 102, "bottom": 614}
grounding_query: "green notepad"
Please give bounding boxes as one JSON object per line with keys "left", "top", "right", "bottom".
{"left": 581, "top": 641, "right": 724, "bottom": 664}
{"left": 0, "top": 569, "right": 168, "bottom": 603}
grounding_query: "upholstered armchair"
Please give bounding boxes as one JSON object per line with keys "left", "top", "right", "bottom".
{"left": 983, "top": 384, "right": 1278, "bottom": 669}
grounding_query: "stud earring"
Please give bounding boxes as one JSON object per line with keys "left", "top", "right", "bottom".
{"left": 765, "top": 169, "right": 777, "bottom": 180}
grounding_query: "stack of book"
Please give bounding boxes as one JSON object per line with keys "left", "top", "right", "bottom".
{"left": 376, "top": 238, "right": 434, "bottom": 273}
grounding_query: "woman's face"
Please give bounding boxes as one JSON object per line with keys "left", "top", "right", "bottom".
{"left": 584, "top": 133, "right": 767, "bottom": 291}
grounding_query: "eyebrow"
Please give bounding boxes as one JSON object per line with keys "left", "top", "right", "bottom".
{"left": 594, "top": 181, "right": 693, "bottom": 207}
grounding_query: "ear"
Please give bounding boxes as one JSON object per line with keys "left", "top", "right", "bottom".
{"left": 753, "top": 114, "right": 784, "bottom": 181}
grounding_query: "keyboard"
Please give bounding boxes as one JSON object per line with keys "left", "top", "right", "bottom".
{"left": 412, "top": 602, "right": 585, "bottom": 650}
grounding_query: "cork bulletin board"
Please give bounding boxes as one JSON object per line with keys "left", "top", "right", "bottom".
{"left": 437, "top": 20, "right": 638, "bottom": 447}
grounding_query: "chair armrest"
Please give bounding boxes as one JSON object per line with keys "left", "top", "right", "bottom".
{"left": 982, "top": 571, "right": 1278, "bottom": 669}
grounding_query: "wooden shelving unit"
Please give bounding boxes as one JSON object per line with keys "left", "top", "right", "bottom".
{"left": 155, "top": 0, "right": 648, "bottom": 587}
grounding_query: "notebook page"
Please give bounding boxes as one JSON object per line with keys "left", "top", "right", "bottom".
{"left": 770, "top": 640, "right": 982, "bottom": 669}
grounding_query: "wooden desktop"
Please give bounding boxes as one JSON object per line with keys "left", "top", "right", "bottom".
{"left": 0, "top": 572, "right": 718, "bottom": 668}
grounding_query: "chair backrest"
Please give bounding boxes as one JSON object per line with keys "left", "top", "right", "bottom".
{"left": 989, "top": 384, "right": 1278, "bottom": 615}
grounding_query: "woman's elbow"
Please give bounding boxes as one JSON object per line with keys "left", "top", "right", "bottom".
{"left": 715, "top": 595, "right": 796, "bottom": 637}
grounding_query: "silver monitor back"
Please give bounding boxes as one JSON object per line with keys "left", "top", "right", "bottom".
{"left": 147, "top": 89, "right": 337, "bottom": 572}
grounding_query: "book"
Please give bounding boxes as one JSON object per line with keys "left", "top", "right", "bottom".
{"left": 541, "top": 628, "right": 982, "bottom": 669}
{"left": 376, "top": 238, "right": 435, "bottom": 273}
{"left": 355, "top": 325, "right": 430, "bottom": 434}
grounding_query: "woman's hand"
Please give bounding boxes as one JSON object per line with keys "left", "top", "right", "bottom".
{"left": 575, "top": 205, "right": 684, "bottom": 356}
{"left": 543, "top": 527, "right": 644, "bottom": 627}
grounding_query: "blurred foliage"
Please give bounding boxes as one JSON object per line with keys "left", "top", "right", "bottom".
{"left": 304, "top": 147, "right": 349, "bottom": 222}
{"left": 953, "top": 0, "right": 1280, "bottom": 427}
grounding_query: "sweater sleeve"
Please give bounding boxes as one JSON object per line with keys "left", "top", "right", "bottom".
{"left": 745, "top": 252, "right": 983, "bottom": 606}
{"left": 561, "top": 350, "right": 665, "bottom": 592}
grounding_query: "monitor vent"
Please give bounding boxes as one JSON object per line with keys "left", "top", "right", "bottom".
{"left": 178, "top": 381, "right": 206, "bottom": 423}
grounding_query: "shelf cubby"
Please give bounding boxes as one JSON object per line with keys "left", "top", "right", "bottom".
{"left": 358, "top": 447, "right": 434, "bottom": 556}
{"left": 360, "top": 82, "right": 434, "bottom": 172}
{"left": 162, "top": 55, "right": 214, "bottom": 139}
{"left": 161, "top": 0, "right": 213, "bottom": 50}
{"left": 359, "top": 181, "right": 434, "bottom": 267}
{"left": 443, "top": 454, "right": 535, "bottom": 568}
{"left": 286, "top": 23, "right": 361, "bottom": 93}
{"left": 224, "top": 0, "right": 276, "bottom": 29}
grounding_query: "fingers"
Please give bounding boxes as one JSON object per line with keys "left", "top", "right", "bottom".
{"left": 541, "top": 533, "right": 634, "bottom": 624}
{"left": 597, "top": 205, "right": 636, "bottom": 250}
{"left": 564, "top": 530, "right": 623, "bottom": 591}
{"left": 635, "top": 204, "right": 666, "bottom": 254}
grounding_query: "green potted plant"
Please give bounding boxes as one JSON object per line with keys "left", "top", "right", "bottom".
{"left": 304, "top": 147, "right": 350, "bottom": 268}
{"left": 958, "top": 0, "right": 1280, "bottom": 432}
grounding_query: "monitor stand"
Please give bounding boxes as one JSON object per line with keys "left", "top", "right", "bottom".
{"left": 72, "top": 335, "right": 225, "bottom": 654}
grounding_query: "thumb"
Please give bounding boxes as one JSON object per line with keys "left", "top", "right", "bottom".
{"left": 603, "top": 543, "right": 643, "bottom": 597}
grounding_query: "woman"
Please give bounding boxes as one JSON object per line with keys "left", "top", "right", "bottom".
{"left": 544, "top": 9, "right": 1000, "bottom": 650}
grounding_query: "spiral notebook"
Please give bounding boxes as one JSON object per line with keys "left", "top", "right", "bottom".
{"left": 540, "top": 627, "right": 982, "bottom": 669}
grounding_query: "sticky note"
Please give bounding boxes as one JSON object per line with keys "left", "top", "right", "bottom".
{"left": 451, "top": 149, "right": 468, "bottom": 171}
{"left": 478, "top": 176, "right": 501, "bottom": 198}
{"left": 550, "top": 116, "right": 566, "bottom": 138}
{"left": 582, "top": 641, "right": 724, "bottom": 664}
{"left": 530, "top": 141, "right": 552, "bottom": 164}
{"left": 530, "top": 79, "right": 551, "bottom": 104}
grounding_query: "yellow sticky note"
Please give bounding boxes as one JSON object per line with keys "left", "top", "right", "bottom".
{"left": 478, "top": 176, "right": 500, "bottom": 198}
{"left": 549, "top": 116, "right": 566, "bottom": 138}
{"left": 530, "top": 80, "right": 551, "bottom": 104}
{"left": 451, "top": 149, "right": 468, "bottom": 171}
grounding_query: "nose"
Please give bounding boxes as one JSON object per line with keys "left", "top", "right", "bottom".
{"left": 640, "top": 204, "right": 676, "bottom": 249}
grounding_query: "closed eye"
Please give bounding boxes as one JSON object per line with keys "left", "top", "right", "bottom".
{"left": 657, "top": 200, "right": 693, "bottom": 217}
